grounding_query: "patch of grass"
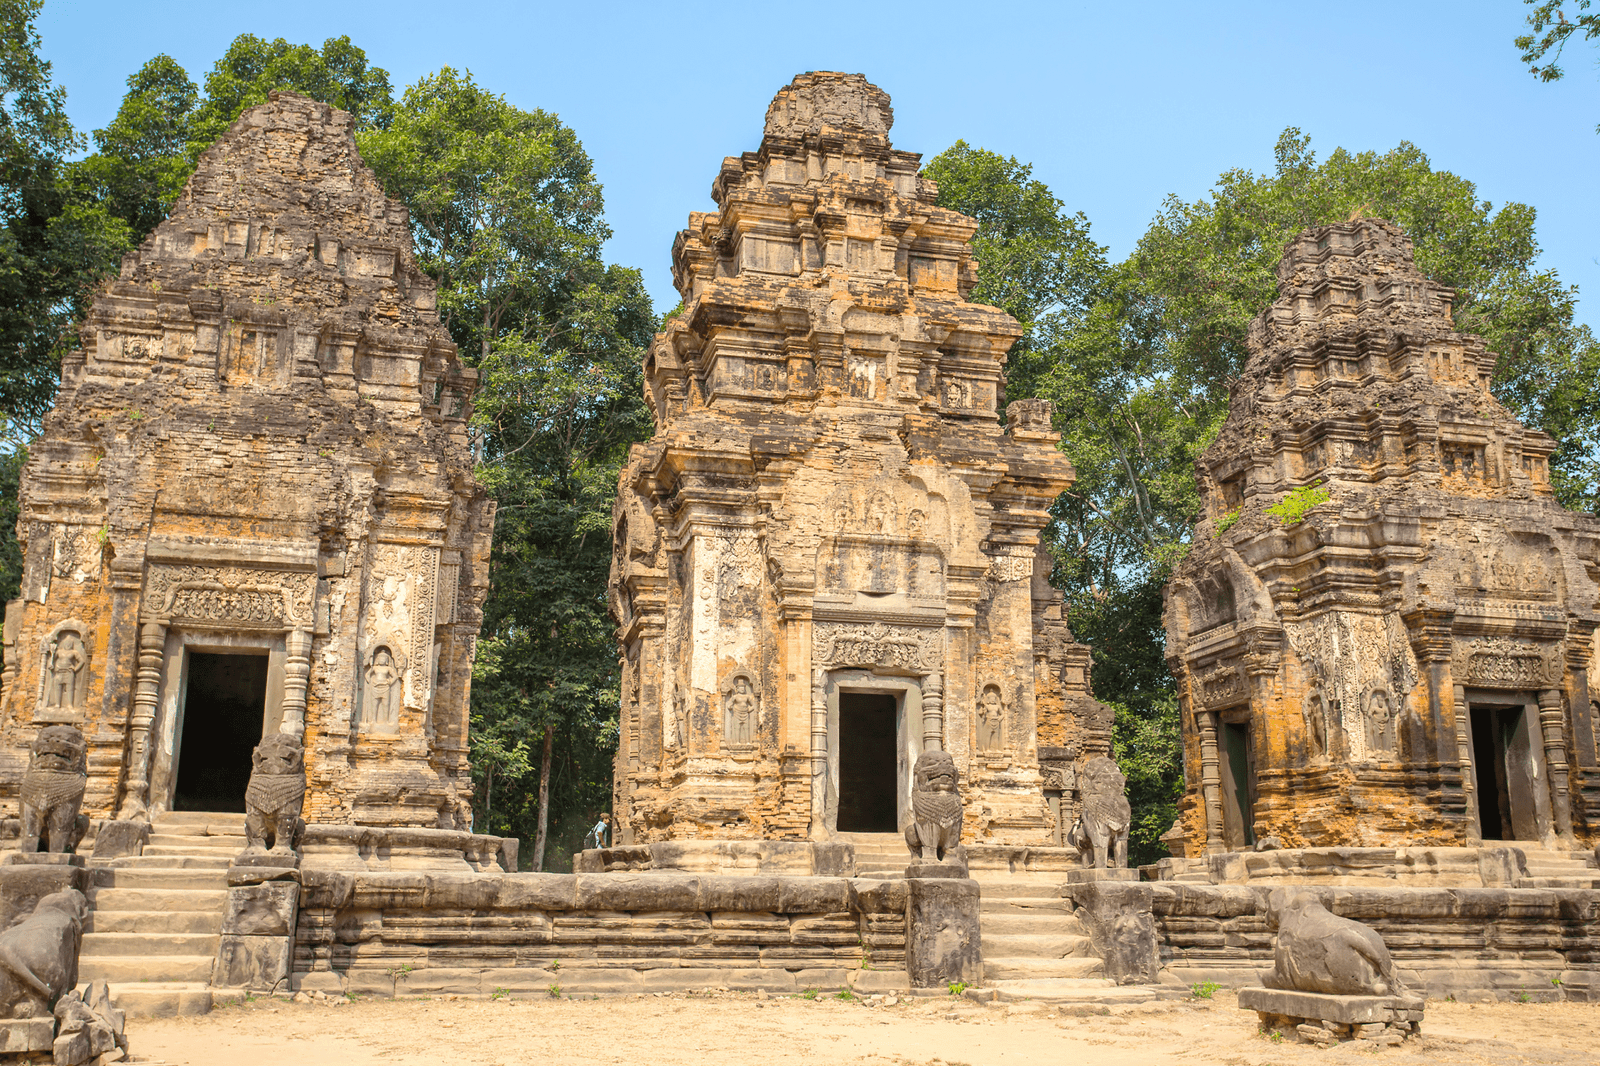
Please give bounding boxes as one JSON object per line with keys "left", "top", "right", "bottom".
{"left": 1190, "top": 981, "right": 1219, "bottom": 1000}
{"left": 947, "top": 981, "right": 969, "bottom": 996}
{"left": 491, "top": 987, "right": 511, "bottom": 1000}
{"left": 1213, "top": 508, "right": 1242, "bottom": 535}
{"left": 834, "top": 990, "right": 855, "bottom": 1001}
{"left": 1515, "top": 990, "right": 1530, "bottom": 1003}
{"left": 800, "top": 988, "right": 820, "bottom": 1000}
{"left": 550, "top": 958, "right": 562, "bottom": 972}
{"left": 385, "top": 963, "right": 414, "bottom": 983}
{"left": 548, "top": 984, "right": 561, "bottom": 999}
{"left": 1266, "top": 480, "right": 1331, "bottom": 526}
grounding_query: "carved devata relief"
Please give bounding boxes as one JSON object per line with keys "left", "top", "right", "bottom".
{"left": 144, "top": 565, "right": 315, "bottom": 629}
{"left": 1283, "top": 611, "right": 1420, "bottom": 763}
{"left": 722, "top": 669, "right": 759, "bottom": 749}
{"left": 976, "top": 683, "right": 1006, "bottom": 751}
{"left": 359, "top": 544, "right": 440, "bottom": 721}
{"left": 35, "top": 619, "right": 90, "bottom": 719}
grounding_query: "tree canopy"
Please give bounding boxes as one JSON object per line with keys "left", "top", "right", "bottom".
{"left": 360, "top": 69, "right": 656, "bottom": 868}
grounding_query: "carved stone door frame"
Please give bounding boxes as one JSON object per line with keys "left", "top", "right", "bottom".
{"left": 148, "top": 629, "right": 286, "bottom": 818}
{"left": 822, "top": 669, "right": 922, "bottom": 835}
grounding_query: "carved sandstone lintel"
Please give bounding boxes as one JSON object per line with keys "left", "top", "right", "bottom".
{"left": 813, "top": 621, "right": 942, "bottom": 673}
{"left": 1453, "top": 636, "right": 1562, "bottom": 688}
{"left": 144, "top": 564, "right": 316, "bottom": 630}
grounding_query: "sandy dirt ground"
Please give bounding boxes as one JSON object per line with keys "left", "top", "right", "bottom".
{"left": 122, "top": 988, "right": 1600, "bottom": 1066}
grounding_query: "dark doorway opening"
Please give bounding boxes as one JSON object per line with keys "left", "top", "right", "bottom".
{"left": 1471, "top": 703, "right": 1539, "bottom": 841}
{"left": 1219, "top": 718, "right": 1256, "bottom": 849}
{"left": 837, "top": 692, "right": 898, "bottom": 832}
{"left": 174, "top": 652, "right": 268, "bottom": 812}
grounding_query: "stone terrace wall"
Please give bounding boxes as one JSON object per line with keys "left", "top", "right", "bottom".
{"left": 1070, "top": 881, "right": 1600, "bottom": 1002}
{"left": 291, "top": 871, "right": 910, "bottom": 996}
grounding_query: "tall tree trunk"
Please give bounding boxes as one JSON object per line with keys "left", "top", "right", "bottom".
{"left": 531, "top": 723, "right": 554, "bottom": 871}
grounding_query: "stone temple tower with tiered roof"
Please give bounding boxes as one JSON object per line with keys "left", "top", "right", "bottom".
{"left": 607, "top": 73, "right": 1114, "bottom": 848}
{"left": 1165, "top": 217, "right": 1600, "bottom": 856}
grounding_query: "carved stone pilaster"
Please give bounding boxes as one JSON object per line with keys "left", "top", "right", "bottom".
{"left": 922, "top": 671, "right": 944, "bottom": 752}
{"left": 1538, "top": 688, "right": 1576, "bottom": 845}
{"left": 117, "top": 621, "right": 166, "bottom": 821}
{"left": 281, "top": 629, "right": 312, "bottom": 736}
{"left": 1197, "top": 709, "right": 1224, "bottom": 854}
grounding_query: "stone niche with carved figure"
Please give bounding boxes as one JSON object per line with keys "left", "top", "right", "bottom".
{"left": 606, "top": 72, "right": 1114, "bottom": 850}
{"left": 0, "top": 92, "right": 496, "bottom": 846}
{"left": 1164, "top": 218, "right": 1600, "bottom": 856}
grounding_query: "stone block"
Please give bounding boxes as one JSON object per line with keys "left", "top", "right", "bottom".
{"left": 0, "top": 1017, "right": 54, "bottom": 1054}
{"left": 1, "top": 852, "right": 84, "bottom": 867}
{"left": 553, "top": 969, "right": 644, "bottom": 995}
{"left": 791, "top": 968, "right": 851, "bottom": 991}
{"left": 341, "top": 970, "right": 395, "bottom": 997}
{"left": 905, "top": 876, "right": 979, "bottom": 989}
{"left": 215, "top": 935, "right": 293, "bottom": 990}
{"left": 1064, "top": 868, "right": 1139, "bottom": 883}
{"left": 290, "top": 970, "right": 346, "bottom": 994}
{"left": 0, "top": 865, "right": 89, "bottom": 928}
{"left": 88, "top": 820, "right": 148, "bottom": 862}
{"left": 222, "top": 881, "right": 299, "bottom": 936}
{"left": 1238, "top": 986, "right": 1425, "bottom": 1030}
{"left": 849, "top": 969, "right": 911, "bottom": 993}
{"left": 724, "top": 968, "right": 796, "bottom": 992}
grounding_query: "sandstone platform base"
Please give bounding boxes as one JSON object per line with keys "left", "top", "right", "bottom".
{"left": 1240, "top": 987, "right": 1425, "bottom": 1045}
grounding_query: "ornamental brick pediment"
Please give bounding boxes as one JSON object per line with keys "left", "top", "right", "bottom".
{"left": 813, "top": 620, "right": 942, "bottom": 673}
{"left": 1453, "top": 636, "right": 1562, "bottom": 689}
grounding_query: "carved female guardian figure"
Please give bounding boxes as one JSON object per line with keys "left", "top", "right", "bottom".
{"left": 976, "top": 684, "right": 1005, "bottom": 752}
{"left": 363, "top": 646, "right": 401, "bottom": 726}
{"left": 723, "top": 672, "right": 758, "bottom": 748}
{"left": 44, "top": 630, "right": 87, "bottom": 710}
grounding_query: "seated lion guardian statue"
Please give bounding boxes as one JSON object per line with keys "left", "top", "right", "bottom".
{"left": 904, "top": 750, "right": 965, "bottom": 869}
{"left": 1068, "top": 755, "right": 1131, "bottom": 869}
{"left": 17, "top": 725, "right": 90, "bottom": 856}
{"left": 242, "top": 733, "right": 307, "bottom": 861}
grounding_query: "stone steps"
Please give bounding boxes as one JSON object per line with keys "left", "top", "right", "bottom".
{"left": 112, "top": 854, "right": 232, "bottom": 870}
{"left": 88, "top": 888, "right": 227, "bottom": 911}
{"left": 980, "top": 933, "right": 1095, "bottom": 958}
{"left": 86, "top": 909, "right": 223, "bottom": 934}
{"left": 101, "top": 982, "right": 213, "bottom": 1018}
{"left": 81, "top": 932, "right": 220, "bottom": 957}
{"left": 78, "top": 811, "right": 239, "bottom": 1017}
{"left": 984, "top": 955, "right": 1105, "bottom": 980}
{"left": 79, "top": 954, "right": 216, "bottom": 983}
{"left": 985, "top": 978, "right": 1170, "bottom": 1004}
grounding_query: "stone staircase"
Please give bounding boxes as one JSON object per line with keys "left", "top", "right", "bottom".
{"left": 1516, "top": 847, "right": 1600, "bottom": 888}
{"left": 81, "top": 811, "right": 242, "bottom": 1017}
{"left": 839, "top": 833, "right": 1151, "bottom": 1001}
{"left": 838, "top": 832, "right": 908, "bottom": 878}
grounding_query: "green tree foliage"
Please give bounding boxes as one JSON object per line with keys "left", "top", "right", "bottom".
{"left": 0, "top": 0, "right": 126, "bottom": 445}
{"left": 186, "top": 35, "right": 392, "bottom": 156}
{"left": 920, "top": 141, "right": 1104, "bottom": 398}
{"left": 360, "top": 70, "right": 655, "bottom": 868}
{"left": 1517, "top": 0, "right": 1600, "bottom": 130}
{"left": 69, "top": 56, "right": 197, "bottom": 240}
{"left": 929, "top": 129, "right": 1600, "bottom": 862}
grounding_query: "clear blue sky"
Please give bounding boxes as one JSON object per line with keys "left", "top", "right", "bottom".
{"left": 44, "top": 1, "right": 1600, "bottom": 329}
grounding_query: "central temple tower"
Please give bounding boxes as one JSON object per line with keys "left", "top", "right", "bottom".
{"left": 608, "top": 73, "right": 1111, "bottom": 846}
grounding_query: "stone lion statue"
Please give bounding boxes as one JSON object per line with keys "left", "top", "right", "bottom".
{"left": 18, "top": 724, "right": 89, "bottom": 855}
{"left": 243, "top": 733, "right": 307, "bottom": 855}
{"left": 904, "top": 750, "right": 963, "bottom": 863}
{"left": 1265, "top": 888, "right": 1407, "bottom": 996}
{"left": 1067, "top": 755, "right": 1131, "bottom": 869}
{"left": 0, "top": 888, "right": 88, "bottom": 1019}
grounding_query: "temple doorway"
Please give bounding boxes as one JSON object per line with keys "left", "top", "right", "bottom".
{"left": 836, "top": 691, "right": 899, "bottom": 832}
{"left": 1470, "top": 702, "right": 1540, "bottom": 841}
{"left": 1219, "top": 714, "right": 1256, "bottom": 849}
{"left": 173, "top": 651, "right": 268, "bottom": 812}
